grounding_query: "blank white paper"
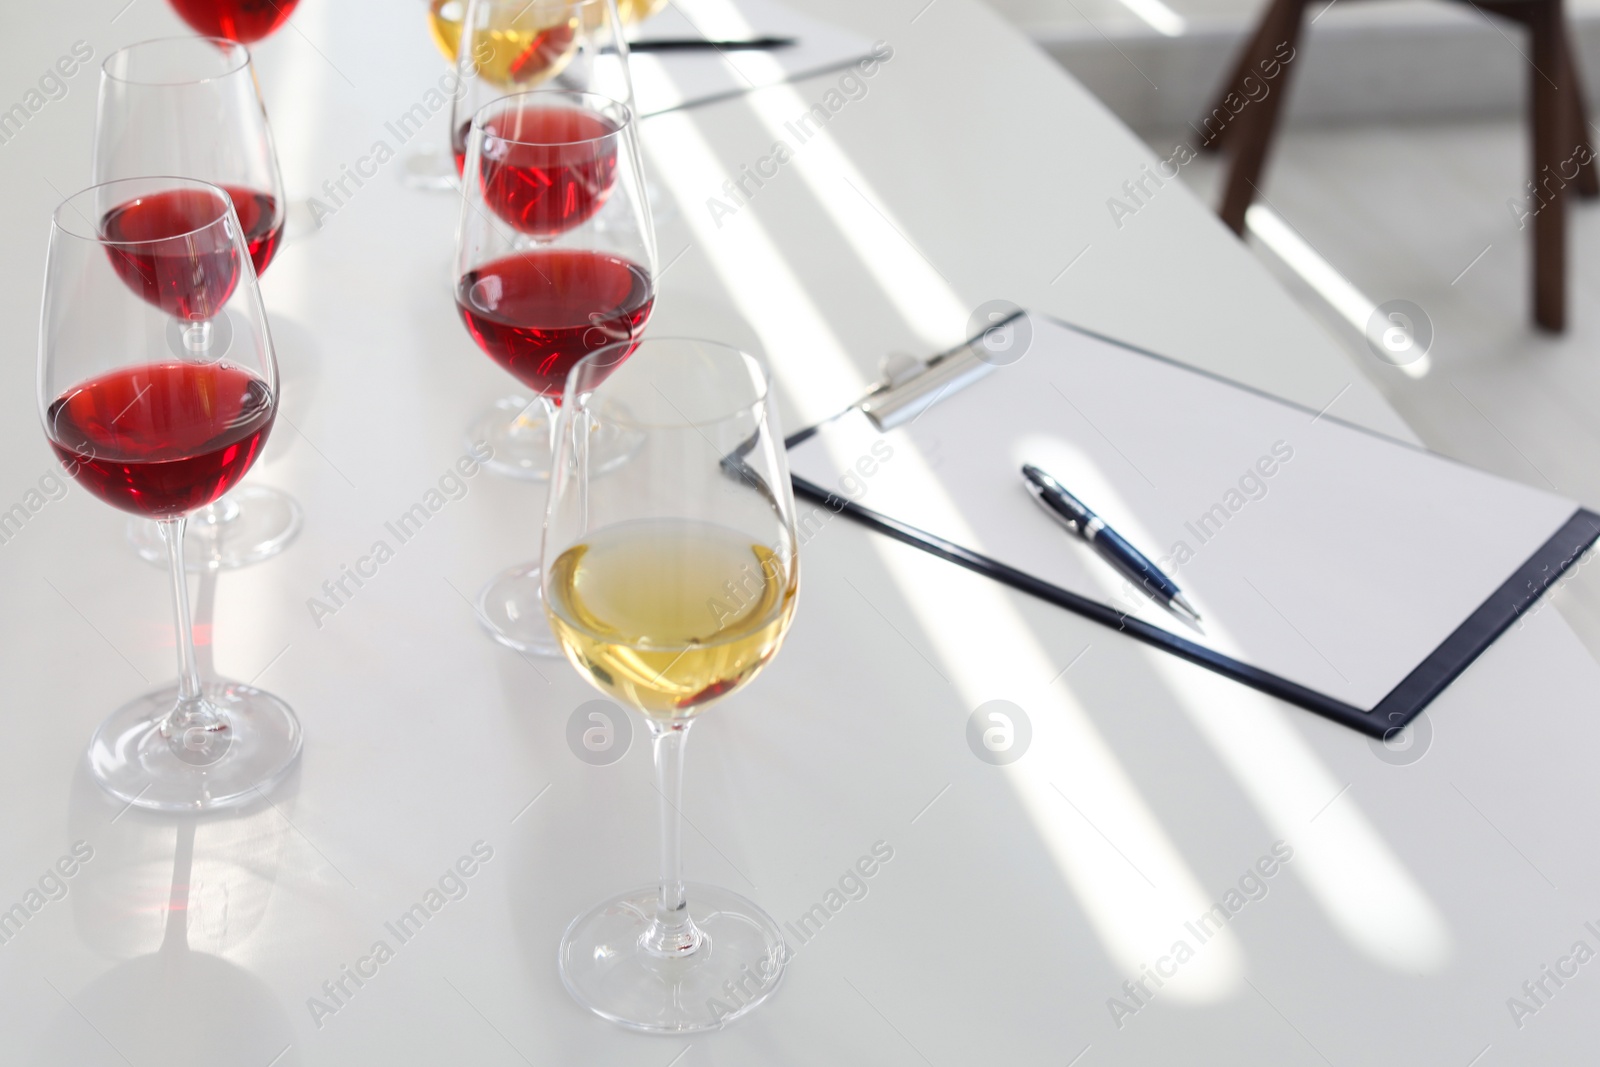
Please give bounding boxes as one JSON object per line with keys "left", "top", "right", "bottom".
{"left": 788, "top": 316, "right": 1579, "bottom": 710}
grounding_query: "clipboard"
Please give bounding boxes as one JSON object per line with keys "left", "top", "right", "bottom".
{"left": 785, "top": 311, "right": 1600, "bottom": 739}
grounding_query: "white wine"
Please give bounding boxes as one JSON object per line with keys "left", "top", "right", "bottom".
{"left": 432, "top": 0, "right": 655, "bottom": 75}
{"left": 468, "top": 19, "right": 579, "bottom": 87}
{"left": 545, "top": 518, "right": 797, "bottom": 719}
{"left": 437, "top": 0, "right": 581, "bottom": 87}
{"left": 427, "top": 0, "right": 465, "bottom": 61}
{"left": 616, "top": 0, "right": 668, "bottom": 22}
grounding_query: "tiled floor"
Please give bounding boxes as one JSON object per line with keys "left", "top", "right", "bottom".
{"left": 1140, "top": 117, "right": 1600, "bottom": 658}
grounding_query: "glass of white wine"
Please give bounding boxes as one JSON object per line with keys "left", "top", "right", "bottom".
{"left": 543, "top": 337, "right": 800, "bottom": 1032}
{"left": 431, "top": 0, "right": 665, "bottom": 66}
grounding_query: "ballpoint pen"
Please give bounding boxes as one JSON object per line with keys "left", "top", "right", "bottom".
{"left": 623, "top": 37, "right": 797, "bottom": 52}
{"left": 1021, "top": 463, "right": 1202, "bottom": 627}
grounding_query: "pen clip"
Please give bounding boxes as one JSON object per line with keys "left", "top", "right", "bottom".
{"left": 1025, "top": 478, "right": 1083, "bottom": 535}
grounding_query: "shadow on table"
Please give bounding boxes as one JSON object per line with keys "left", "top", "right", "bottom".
{"left": 34, "top": 760, "right": 304, "bottom": 1066}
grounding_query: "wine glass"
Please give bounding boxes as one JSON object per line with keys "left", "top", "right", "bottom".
{"left": 166, "top": 0, "right": 301, "bottom": 42}
{"left": 436, "top": 0, "right": 655, "bottom": 81}
{"left": 40, "top": 177, "right": 302, "bottom": 812}
{"left": 543, "top": 338, "right": 800, "bottom": 1032}
{"left": 96, "top": 36, "right": 303, "bottom": 572}
{"left": 449, "top": 0, "right": 635, "bottom": 179}
{"left": 455, "top": 88, "right": 656, "bottom": 654}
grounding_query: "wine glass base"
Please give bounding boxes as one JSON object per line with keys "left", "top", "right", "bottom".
{"left": 468, "top": 396, "right": 557, "bottom": 482}
{"left": 87, "top": 680, "right": 302, "bottom": 813}
{"left": 468, "top": 395, "right": 646, "bottom": 483}
{"left": 129, "top": 485, "right": 303, "bottom": 571}
{"left": 475, "top": 562, "right": 564, "bottom": 657}
{"left": 559, "top": 883, "right": 788, "bottom": 1033}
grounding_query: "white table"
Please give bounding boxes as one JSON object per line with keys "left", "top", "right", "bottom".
{"left": 1, "top": 0, "right": 1596, "bottom": 1063}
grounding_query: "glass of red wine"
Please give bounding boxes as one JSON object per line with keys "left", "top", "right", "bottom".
{"left": 40, "top": 178, "right": 302, "bottom": 812}
{"left": 167, "top": 0, "right": 301, "bottom": 43}
{"left": 456, "top": 88, "right": 656, "bottom": 654}
{"left": 448, "top": 0, "right": 634, "bottom": 182}
{"left": 96, "top": 36, "right": 302, "bottom": 572}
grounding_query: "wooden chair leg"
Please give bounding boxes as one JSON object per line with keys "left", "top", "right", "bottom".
{"left": 1218, "top": 0, "right": 1309, "bottom": 233}
{"left": 1530, "top": 0, "right": 1569, "bottom": 331}
{"left": 1199, "top": 0, "right": 1297, "bottom": 153}
{"left": 1561, "top": 28, "right": 1599, "bottom": 198}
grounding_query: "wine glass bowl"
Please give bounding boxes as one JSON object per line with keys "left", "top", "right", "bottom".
{"left": 97, "top": 36, "right": 301, "bottom": 571}
{"left": 40, "top": 178, "right": 301, "bottom": 812}
{"left": 438, "top": 0, "right": 662, "bottom": 70}
{"left": 543, "top": 342, "right": 798, "bottom": 721}
{"left": 100, "top": 183, "right": 244, "bottom": 324}
{"left": 166, "top": 0, "right": 301, "bottom": 43}
{"left": 449, "top": 0, "right": 634, "bottom": 175}
{"left": 542, "top": 338, "right": 800, "bottom": 1032}
{"left": 98, "top": 38, "right": 285, "bottom": 281}
{"left": 457, "top": 245, "right": 653, "bottom": 394}
{"left": 471, "top": 7, "right": 580, "bottom": 90}
{"left": 475, "top": 96, "right": 622, "bottom": 237}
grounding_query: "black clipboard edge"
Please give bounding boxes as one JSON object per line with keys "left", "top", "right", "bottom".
{"left": 789, "top": 469, "right": 1600, "bottom": 739}
{"left": 1367, "top": 507, "right": 1600, "bottom": 733}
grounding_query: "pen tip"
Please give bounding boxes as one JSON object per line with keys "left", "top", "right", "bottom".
{"left": 1171, "top": 594, "right": 1201, "bottom": 624}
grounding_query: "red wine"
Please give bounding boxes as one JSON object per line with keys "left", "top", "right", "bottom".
{"left": 48, "top": 362, "right": 275, "bottom": 518}
{"left": 226, "top": 186, "right": 283, "bottom": 276}
{"left": 456, "top": 250, "right": 653, "bottom": 397}
{"left": 105, "top": 184, "right": 279, "bottom": 277}
{"left": 453, "top": 120, "right": 469, "bottom": 177}
{"left": 475, "top": 106, "right": 620, "bottom": 238}
{"left": 101, "top": 187, "right": 243, "bottom": 321}
{"left": 167, "top": 0, "right": 301, "bottom": 42}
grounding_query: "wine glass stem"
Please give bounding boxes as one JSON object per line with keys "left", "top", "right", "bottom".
{"left": 181, "top": 320, "right": 213, "bottom": 357}
{"left": 158, "top": 518, "right": 221, "bottom": 734}
{"left": 540, "top": 393, "right": 560, "bottom": 454}
{"left": 644, "top": 719, "right": 703, "bottom": 957}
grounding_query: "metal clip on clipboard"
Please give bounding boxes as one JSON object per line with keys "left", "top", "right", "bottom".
{"left": 856, "top": 309, "right": 1027, "bottom": 431}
